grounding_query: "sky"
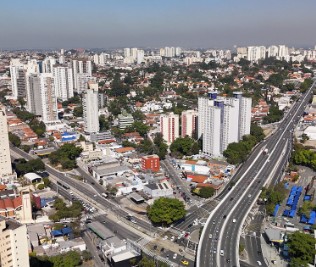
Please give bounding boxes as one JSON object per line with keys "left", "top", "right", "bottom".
{"left": 1, "top": 0, "right": 316, "bottom": 50}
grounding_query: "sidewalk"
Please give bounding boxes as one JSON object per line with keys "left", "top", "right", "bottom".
{"left": 260, "top": 236, "right": 287, "bottom": 267}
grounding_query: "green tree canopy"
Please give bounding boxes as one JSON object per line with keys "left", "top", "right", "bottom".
{"left": 288, "top": 231, "right": 316, "bottom": 266}
{"left": 198, "top": 187, "right": 215, "bottom": 198}
{"left": 170, "top": 136, "right": 200, "bottom": 158}
{"left": 73, "top": 106, "right": 83, "bottom": 117}
{"left": 9, "top": 132, "right": 21, "bottom": 147}
{"left": 147, "top": 197, "right": 186, "bottom": 225}
{"left": 48, "top": 143, "right": 82, "bottom": 170}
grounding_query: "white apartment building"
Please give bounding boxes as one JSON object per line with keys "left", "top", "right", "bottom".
{"left": 76, "top": 73, "right": 96, "bottom": 94}
{"left": 131, "top": 48, "right": 138, "bottom": 61}
{"left": 137, "top": 50, "right": 145, "bottom": 64}
{"left": 26, "top": 74, "right": 42, "bottom": 116}
{"left": 118, "top": 112, "right": 134, "bottom": 130}
{"left": 42, "top": 56, "right": 57, "bottom": 73}
{"left": 247, "top": 46, "right": 266, "bottom": 62}
{"left": 278, "top": 45, "right": 289, "bottom": 59}
{"left": 198, "top": 92, "right": 252, "bottom": 157}
{"left": 83, "top": 82, "right": 99, "bottom": 134}
{"left": 0, "top": 217, "right": 30, "bottom": 267}
{"left": 53, "top": 66, "right": 74, "bottom": 101}
{"left": 267, "top": 45, "right": 279, "bottom": 58}
{"left": 72, "top": 60, "right": 92, "bottom": 91}
{"left": 0, "top": 106, "right": 13, "bottom": 181}
{"left": 181, "top": 110, "right": 197, "bottom": 138}
{"left": 124, "top": 48, "right": 131, "bottom": 58}
{"left": 10, "top": 59, "right": 26, "bottom": 99}
{"left": 160, "top": 112, "right": 179, "bottom": 145}
{"left": 39, "top": 74, "right": 58, "bottom": 123}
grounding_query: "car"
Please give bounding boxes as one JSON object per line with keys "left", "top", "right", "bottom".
{"left": 160, "top": 248, "right": 165, "bottom": 252}
{"left": 223, "top": 215, "right": 227, "bottom": 219}
{"left": 173, "top": 253, "right": 177, "bottom": 259}
{"left": 248, "top": 194, "right": 251, "bottom": 198}
{"left": 232, "top": 219, "right": 236, "bottom": 223}
{"left": 153, "top": 245, "right": 157, "bottom": 250}
{"left": 230, "top": 197, "right": 234, "bottom": 201}
{"left": 187, "top": 223, "right": 193, "bottom": 228}
{"left": 209, "top": 234, "right": 212, "bottom": 238}
{"left": 213, "top": 249, "right": 216, "bottom": 254}
{"left": 257, "top": 261, "right": 262, "bottom": 266}
{"left": 181, "top": 260, "right": 189, "bottom": 265}
{"left": 220, "top": 250, "right": 224, "bottom": 256}
{"left": 226, "top": 259, "right": 231, "bottom": 263}
{"left": 212, "top": 220, "right": 215, "bottom": 224}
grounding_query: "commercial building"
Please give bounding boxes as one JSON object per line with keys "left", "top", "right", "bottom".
{"left": 0, "top": 106, "right": 13, "bottom": 182}
{"left": 198, "top": 91, "right": 252, "bottom": 157}
{"left": 143, "top": 180, "right": 173, "bottom": 198}
{"left": 0, "top": 217, "right": 30, "bottom": 267}
{"left": 181, "top": 109, "right": 197, "bottom": 137}
{"left": 118, "top": 111, "right": 134, "bottom": 130}
{"left": 160, "top": 112, "right": 179, "bottom": 145}
{"left": 142, "top": 155, "right": 160, "bottom": 172}
{"left": 83, "top": 82, "right": 99, "bottom": 134}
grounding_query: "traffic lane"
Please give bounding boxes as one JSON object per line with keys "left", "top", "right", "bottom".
{"left": 94, "top": 214, "right": 140, "bottom": 241}
{"left": 82, "top": 231, "right": 105, "bottom": 267}
{"left": 244, "top": 235, "right": 266, "bottom": 267}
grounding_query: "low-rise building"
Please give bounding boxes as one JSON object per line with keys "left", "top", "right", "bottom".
{"left": 143, "top": 180, "right": 173, "bottom": 198}
{"left": 142, "top": 155, "right": 160, "bottom": 172}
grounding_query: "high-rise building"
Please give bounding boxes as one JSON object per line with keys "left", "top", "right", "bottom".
{"left": 0, "top": 106, "right": 13, "bottom": 182}
{"left": 124, "top": 48, "right": 131, "bottom": 58}
{"left": 10, "top": 59, "right": 26, "bottom": 99}
{"left": 198, "top": 92, "right": 252, "bottom": 157}
{"left": 137, "top": 50, "right": 145, "bottom": 64}
{"left": 76, "top": 73, "right": 96, "bottom": 94}
{"left": 72, "top": 60, "right": 92, "bottom": 91}
{"left": 131, "top": 48, "right": 138, "bottom": 61}
{"left": 42, "top": 56, "right": 57, "bottom": 73}
{"left": 267, "top": 45, "right": 279, "bottom": 58}
{"left": 175, "top": 47, "right": 182, "bottom": 57}
{"left": 26, "top": 74, "right": 42, "bottom": 115}
{"left": 83, "top": 82, "right": 99, "bottom": 134}
{"left": 278, "top": 45, "right": 289, "bottom": 59}
{"left": 93, "top": 54, "right": 100, "bottom": 65}
{"left": 0, "top": 217, "right": 30, "bottom": 267}
{"left": 53, "top": 65, "right": 74, "bottom": 101}
{"left": 39, "top": 74, "right": 58, "bottom": 123}
{"left": 181, "top": 110, "right": 197, "bottom": 138}
{"left": 247, "top": 46, "right": 266, "bottom": 62}
{"left": 160, "top": 112, "right": 179, "bottom": 145}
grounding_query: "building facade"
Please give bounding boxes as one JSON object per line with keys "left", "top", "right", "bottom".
{"left": 198, "top": 92, "right": 252, "bottom": 157}
{"left": 53, "top": 65, "right": 74, "bottom": 101}
{"left": 83, "top": 82, "right": 99, "bottom": 134}
{"left": 0, "top": 106, "right": 13, "bottom": 181}
{"left": 0, "top": 217, "right": 30, "bottom": 267}
{"left": 160, "top": 112, "right": 179, "bottom": 145}
{"left": 181, "top": 110, "right": 197, "bottom": 138}
{"left": 142, "top": 155, "right": 160, "bottom": 172}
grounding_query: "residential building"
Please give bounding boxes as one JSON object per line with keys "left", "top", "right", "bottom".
{"left": 26, "top": 74, "right": 42, "bottom": 116}
{"left": 83, "top": 82, "right": 99, "bottom": 134}
{"left": 39, "top": 73, "right": 58, "bottom": 123}
{"left": 72, "top": 60, "right": 92, "bottom": 91}
{"left": 160, "top": 112, "right": 179, "bottom": 145}
{"left": 76, "top": 73, "right": 96, "bottom": 94}
{"left": 198, "top": 92, "right": 252, "bottom": 157}
{"left": 53, "top": 65, "right": 74, "bottom": 101}
{"left": 0, "top": 106, "right": 13, "bottom": 182}
{"left": 10, "top": 59, "right": 26, "bottom": 99}
{"left": 181, "top": 110, "right": 197, "bottom": 137}
{"left": 42, "top": 56, "right": 57, "bottom": 73}
{"left": 0, "top": 217, "right": 30, "bottom": 267}
{"left": 142, "top": 155, "right": 160, "bottom": 172}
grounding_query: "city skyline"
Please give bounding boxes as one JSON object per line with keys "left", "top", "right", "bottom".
{"left": 1, "top": 0, "right": 316, "bottom": 50}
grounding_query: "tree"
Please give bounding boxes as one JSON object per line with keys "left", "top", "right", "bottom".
{"left": 48, "top": 143, "right": 82, "bottom": 170}
{"left": 301, "top": 134, "right": 309, "bottom": 143}
{"left": 198, "top": 187, "right": 215, "bottom": 198}
{"left": 250, "top": 123, "right": 265, "bottom": 142}
{"left": 132, "top": 110, "right": 146, "bottom": 121}
{"left": 81, "top": 250, "right": 92, "bottom": 262}
{"left": 147, "top": 197, "right": 186, "bottom": 225}
{"left": 15, "top": 158, "right": 45, "bottom": 176}
{"left": 288, "top": 231, "right": 316, "bottom": 266}
{"left": 29, "top": 119, "right": 46, "bottom": 137}
{"left": 170, "top": 136, "right": 200, "bottom": 158}
{"left": 73, "top": 106, "right": 83, "bottom": 117}
{"left": 37, "top": 184, "right": 45, "bottom": 190}
{"left": 9, "top": 132, "right": 21, "bottom": 147}
{"left": 99, "top": 115, "right": 110, "bottom": 131}
{"left": 262, "top": 105, "right": 284, "bottom": 124}
{"left": 130, "top": 121, "right": 150, "bottom": 137}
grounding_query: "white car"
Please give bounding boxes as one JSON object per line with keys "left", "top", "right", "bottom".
{"left": 257, "top": 261, "right": 262, "bottom": 266}
{"left": 232, "top": 219, "right": 236, "bottom": 223}
{"left": 173, "top": 253, "right": 177, "bottom": 259}
{"left": 209, "top": 234, "right": 212, "bottom": 239}
{"left": 220, "top": 250, "right": 224, "bottom": 256}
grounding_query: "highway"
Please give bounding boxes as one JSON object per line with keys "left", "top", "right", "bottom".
{"left": 197, "top": 80, "right": 316, "bottom": 267}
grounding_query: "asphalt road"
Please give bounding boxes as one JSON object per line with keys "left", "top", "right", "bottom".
{"left": 197, "top": 80, "right": 316, "bottom": 267}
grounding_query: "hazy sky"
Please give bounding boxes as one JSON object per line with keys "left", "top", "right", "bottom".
{"left": 1, "top": 0, "right": 315, "bottom": 49}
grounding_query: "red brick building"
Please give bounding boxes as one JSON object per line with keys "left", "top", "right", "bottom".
{"left": 142, "top": 155, "right": 160, "bottom": 172}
